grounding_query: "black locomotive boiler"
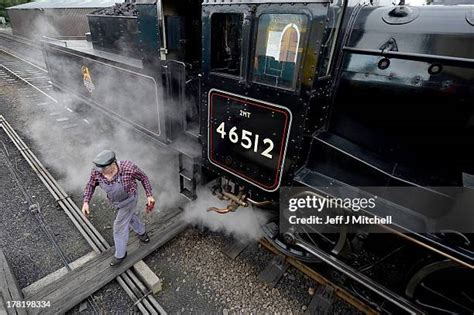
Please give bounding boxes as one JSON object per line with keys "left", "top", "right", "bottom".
{"left": 41, "top": 0, "right": 473, "bottom": 313}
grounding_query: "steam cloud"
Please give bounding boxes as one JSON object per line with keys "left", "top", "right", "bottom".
{"left": 23, "top": 94, "right": 182, "bottom": 213}
{"left": 183, "top": 188, "right": 270, "bottom": 242}
{"left": 5, "top": 12, "right": 270, "bottom": 239}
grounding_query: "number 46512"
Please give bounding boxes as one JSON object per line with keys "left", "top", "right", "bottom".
{"left": 216, "top": 122, "right": 274, "bottom": 159}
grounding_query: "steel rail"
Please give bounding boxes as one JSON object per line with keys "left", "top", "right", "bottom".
{"left": 0, "top": 48, "right": 167, "bottom": 313}
{"left": 294, "top": 238, "right": 425, "bottom": 314}
{"left": 0, "top": 62, "right": 56, "bottom": 103}
{"left": 0, "top": 147, "right": 73, "bottom": 269}
{"left": 0, "top": 33, "right": 46, "bottom": 70}
{"left": 259, "top": 238, "right": 379, "bottom": 315}
{"left": 0, "top": 115, "right": 163, "bottom": 314}
{"left": 0, "top": 146, "right": 102, "bottom": 313}
{"left": 0, "top": 114, "right": 165, "bottom": 314}
{"left": 0, "top": 32, "right": 41, "bottom": 49}
{"left": 0, "top": 47, "right": 47, "bottom": 73}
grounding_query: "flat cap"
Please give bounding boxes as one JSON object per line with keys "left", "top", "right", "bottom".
{"left": 93, "top": 150, "right": 116, "bottom": 167}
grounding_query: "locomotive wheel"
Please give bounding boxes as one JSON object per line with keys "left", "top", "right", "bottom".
{"left": 262, "top": 218, "right": 349, "bottom": 263}
{"left": 261, "top": 190, "right": 352, "bottom": 262}
{"left": 405, "top": 260, "right": 473, "bottom": 314}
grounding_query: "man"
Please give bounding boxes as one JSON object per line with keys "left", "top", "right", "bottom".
{"left": 82, "top": 150, "right": 155, "bottom": 266}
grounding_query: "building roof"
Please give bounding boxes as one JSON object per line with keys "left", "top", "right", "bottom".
{"left": 8, "top": 0, "right": 124, "bottom": 10}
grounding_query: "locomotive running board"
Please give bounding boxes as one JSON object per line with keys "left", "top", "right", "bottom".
{"left": 294, "top": 238, "right": 425, "bottom": 314}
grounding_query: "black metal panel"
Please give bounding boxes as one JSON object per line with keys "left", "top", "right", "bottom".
{"left": 200, "top": 2, "right": 330, "bottom": 198}
{"left": 165, "top": 16, "right": 185, "bottom": 51}
{"left": 301, "top": 5, "right": 474, "bottom": 185}
{"left": 42, "top": 42, "right": 168, "bottom": 143}
{"left": 208, "top": 89, "right": 292, "bottom": 191}
{"left": 87, "top": 13, "right": 141, "bottom": 58}
{"left": 314, "top": 5, "right": 474, "bottom": 188}
{"left": 162, "top": 60, "right": 187, "bottom": 141}
{"left": 347, "top": 6, "right": 473, "bottom": 59}
{"left": 136, "top": 3, "right": 161, "bottom": 59}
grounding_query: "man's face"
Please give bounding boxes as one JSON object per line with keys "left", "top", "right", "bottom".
{"left": 100, "top": 163, "right": 116, "bottom": 176}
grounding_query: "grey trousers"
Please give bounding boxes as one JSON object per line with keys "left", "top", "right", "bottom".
{"left": 113, "top": 202, "right": 145, "bottom": 258}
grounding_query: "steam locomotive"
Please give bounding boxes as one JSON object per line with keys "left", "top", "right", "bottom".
{"left": 41, "top": 0, "right": 473, "bottom": 313}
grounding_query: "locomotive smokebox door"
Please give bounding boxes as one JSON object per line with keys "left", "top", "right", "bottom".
{"left": 200, "top": 0, "right": 339, "bottom": 195}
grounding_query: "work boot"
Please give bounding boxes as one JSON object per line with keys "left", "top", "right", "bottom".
{"left": 138, "top": 232, "right": 150, "bottom": 243}
{"left": 110, "top": 252, "right": 127, "bottom": 266}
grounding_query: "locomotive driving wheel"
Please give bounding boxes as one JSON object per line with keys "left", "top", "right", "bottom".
{"left": 405, "top": 259, "right": 474, "bottom": 314}
{"left": 262, "top": 191, "right": 351, "bottom": 262}
{"left": 262, "top": 219, "right": 349, "bottom": 263}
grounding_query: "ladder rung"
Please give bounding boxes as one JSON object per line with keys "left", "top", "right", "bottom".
{"left": 180, "top": 189, "right": 196, "bottom": 201}
{"left": 179, "top": 169, "right": 193, "bottom": 181}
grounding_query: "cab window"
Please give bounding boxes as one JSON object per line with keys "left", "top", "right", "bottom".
{"left": 252, "top": 14, "right": 308, "bottom": 90}
{"left": 211, "top": 13, "right": 243, "bottom": 77}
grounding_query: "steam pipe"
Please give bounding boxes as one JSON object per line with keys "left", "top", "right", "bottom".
{"left": 221, "top": 191, "right": 248, "bottom": 207}
{"left": 207, "top": 204, "right": 238, "bottom": 214}
{"left": 207, "top": 186, "right": 249, "bottom": 214}
{"left": 246, "top": 198, "right": 272, "bottom": 207}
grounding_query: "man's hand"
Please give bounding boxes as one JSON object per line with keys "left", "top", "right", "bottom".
{"left": 146, "top": 196, "right": 155, "bottom": 214}
{"left": 82, "top": 202, "right": 90, "bottom": 217}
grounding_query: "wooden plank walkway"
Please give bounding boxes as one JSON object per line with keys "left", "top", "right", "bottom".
{"left": 26, "top": 213, "right": 187, "bottom": 314}
{"left": 0, "top": 250, "right": 27, "bottom": 315}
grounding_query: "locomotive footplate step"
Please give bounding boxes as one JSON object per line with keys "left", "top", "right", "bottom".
{"left": 221, "top": 238, "right": 249, "bottom": 260}
{"left": 305, "top": 285, "right": 335, "bottom": 315}
{"left": 258, "top": 254, "right": 289, "bottom": 287}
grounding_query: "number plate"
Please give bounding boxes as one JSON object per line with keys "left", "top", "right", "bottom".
{"left": 208, "top": 89, "right": 292, "bottom": 191}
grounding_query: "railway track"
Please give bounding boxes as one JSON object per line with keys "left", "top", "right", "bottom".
{"left": 0, "top": 115, "right": 168, "bottom": 314}
{"left": 0, "top": 31, "right": 45, "bottom": 68}
{"left": 259, "top": 239, "right": 379, "bottom": 315}
{"left": 0, "top": 132, "right": 102, "bottom": 313}
{"left": 0, "top": 38, "right": 169, "bottom": 313}
{"left": 0, "top": 50, "right": 55, "bottom": 102}
{"left": 0, "top": 49, "right": 93, "bottom": 140}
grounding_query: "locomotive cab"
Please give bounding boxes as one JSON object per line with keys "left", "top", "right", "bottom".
{"left": 200, "top": 0, "right": 344, "bottom": 198}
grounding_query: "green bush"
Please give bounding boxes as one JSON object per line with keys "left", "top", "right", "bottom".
{"left": 0, "top": 0, "right": 32, "bottom": 21}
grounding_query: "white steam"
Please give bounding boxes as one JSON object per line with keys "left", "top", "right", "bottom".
{"left": 183, "top": 188, "right": 270, "bottom": 242}
{"left": 23, "top": 100, "right": 182, "bottom": 213}
{"left": 6, "top": 11, "right": 271, "bottom": 239}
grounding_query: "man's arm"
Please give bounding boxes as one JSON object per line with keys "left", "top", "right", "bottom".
{"left": 82, "top": 171, "right": 98, "bottom": 217}
{"left": 83, "top": 171, "right": 98, "bottom": 204}
{"left": 132, "top": 164, "right": 153, "bottom": 197}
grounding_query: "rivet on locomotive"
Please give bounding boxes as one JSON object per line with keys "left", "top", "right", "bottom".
{"left": 42, "top": 0, "right": 473, "bottom": 312}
